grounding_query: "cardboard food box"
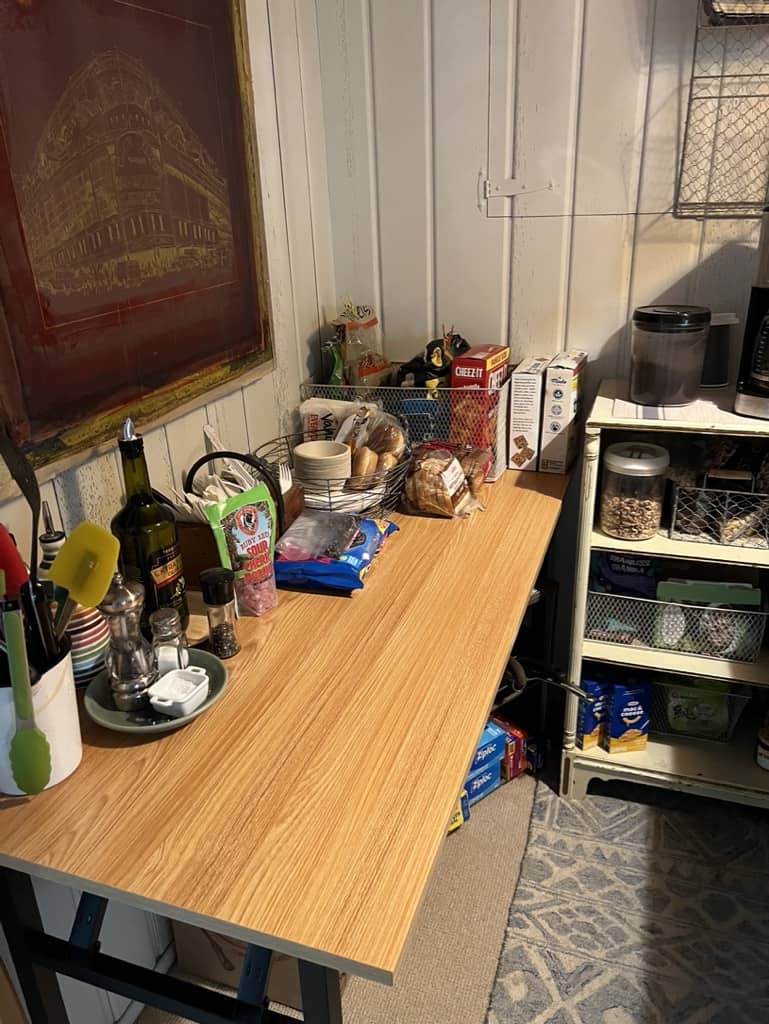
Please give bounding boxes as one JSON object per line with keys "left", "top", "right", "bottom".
{"left": 465, "top": 758, "right": 502, "bottom": 805}
{"left": 172, "top": 922, "right": 347, "bottom": 1009}
{"left": 469, "top": 721, "right": 508, "bottom": 773}
{"left": 508, "top": 357, "right": 551, "bottom": 470}
{"left": 449, "top": 345, "right": 511, "bottom": 473}
{"left": 576, "top": 678, "right": 612, "bottom": 749}
{"left": 447, "top": 789, "right": 471, "bottom": 834}
{"left": 602, "top": 681, "right": 652, "bottom": 754}
{"left": 539, "top": 350, "right": 587, "bottom": 474}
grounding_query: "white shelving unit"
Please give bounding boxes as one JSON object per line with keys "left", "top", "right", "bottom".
{"left": 561, "top": 380, "right": 769, "bottom": 808}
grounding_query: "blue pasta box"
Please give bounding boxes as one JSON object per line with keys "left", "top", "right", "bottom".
{"left": 465, "top": 759, "right": 502, "bottom": 805}
{"left": 469, "top": 721, "right": 508, "bottom": 773}
{"left": 577, "top": 678, "right": 613, "bottom": 749}
{"left": 602, "top": 681, "right": 652, "bottom": 753}
{"left": 447, "top": 789, "right": 471, "bottom": 834}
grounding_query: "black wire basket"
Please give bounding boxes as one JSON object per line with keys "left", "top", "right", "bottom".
{"left": 254, "top": 434, "right": 410, "bottom": 518}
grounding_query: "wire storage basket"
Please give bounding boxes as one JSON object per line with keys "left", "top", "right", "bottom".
{"left": 650, "top": 678, "right": 751, "bottom": 743}
{"left": 254, "top": 434, "right": 409, "bottom": 518}
{"left": 671, "top": 485, "right": 769, "bottom": 547}
{"left": 300, "top": 381, "right": 509, "bottom": 477}
{"left": 676, "top": 4, "right": 769, "bottom": 216}
{"left": 585, "top": 591, "right": 767, "bottom": 663}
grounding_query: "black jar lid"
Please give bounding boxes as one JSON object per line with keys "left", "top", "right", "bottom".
{"left": 633, "top": 305, "right": 711, "bottom": 331}
{"left": 200, "top": 567, "right": 235, "bottom": 606}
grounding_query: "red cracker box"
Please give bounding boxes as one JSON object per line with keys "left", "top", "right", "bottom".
{"left": 490, "top": 716, "right": 528, "bottom": 781}
{"left": 449, "top": 345, "right": 510, "bottom": 454}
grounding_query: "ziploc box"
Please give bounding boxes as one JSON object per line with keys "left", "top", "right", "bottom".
{"left": 602, "top": 680, "right": 652, "bottom": 754}
{"left": 447, "top": 789, "right": 471, "bottom": 834}
{"left": 469, "top": 720, "right": 508, "bottom": 773}
{"left": 449, "top": 345, "right": 511, "bottom": 473}
{"left": 577, "top": 678, "right": 612, "bottom": 749}
{"left": 509, "top": 357, "right": 551, "bottom": 470}
{"left": 465, "top": 759, "right": 502, "bottom": 805}
{"left": 539, "top": 350, "right": 587, "bottom": 474}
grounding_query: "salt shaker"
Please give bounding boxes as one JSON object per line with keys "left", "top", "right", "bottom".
{"left": 199, "top": 568, "right": 240, "bottom": 659}
{"left": 149, "top": 607, "right": 189, "bottom": 676}
{"left": 99, "top": 573, "right": 156, "bottom": 710}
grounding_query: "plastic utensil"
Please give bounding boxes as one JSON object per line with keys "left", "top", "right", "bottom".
{"left": 49, "top": 522, "right": 120, "bottom": 638}
{"left": 0, "top": 570, "right": 51, "bottom": 795}
{"left": 0, "top": 420, "right": 41, "bottom": 581}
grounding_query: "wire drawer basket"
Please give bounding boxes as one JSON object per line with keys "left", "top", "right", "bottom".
{"left": 300, "top": 382, "right": 509, "bottom": 473}
{"left": 254, "top": 434, "right": 409, "bottom": 518}
{"left": 585, "top": 591, "right": 767, "bottom": 663}
{"left": 650, "top": 679, "right": 751, "bottom": 743}
{"left": 671, "top": 485, "right": 769, "bottom": 548}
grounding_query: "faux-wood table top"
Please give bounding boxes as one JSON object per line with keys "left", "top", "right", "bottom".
{"left": 0, "top": 471, "right": 568, "bottom": 984}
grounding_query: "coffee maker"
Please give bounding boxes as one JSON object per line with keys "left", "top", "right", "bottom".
{"left": 735, "top": 206, "right": 769, "bottom": 418}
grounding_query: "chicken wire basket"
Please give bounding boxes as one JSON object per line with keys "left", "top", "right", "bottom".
{"left": 300, "top": 382, "right": 508, "bottom": 473}
{"left": 675, "top": 5, "right": 769, "bottom": 216}
{"left": 254, "top": 434, "right": 409, "bottom": 518}
{"left": 671, "top": 485, "right": 769, "bottom": 547}
{"left": 649, "top": 677, "right": 751, "bottom": 743}
{"left": 585, "top": 591, "right": 767, "bottom": 663}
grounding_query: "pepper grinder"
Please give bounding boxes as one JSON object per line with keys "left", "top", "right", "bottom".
{"left": 99, "top": 573, "right": 156, "bottom": 711}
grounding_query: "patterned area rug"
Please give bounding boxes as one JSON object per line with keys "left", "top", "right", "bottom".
{"left": 487, "top": 779, "right": 769, "bottom": 1023}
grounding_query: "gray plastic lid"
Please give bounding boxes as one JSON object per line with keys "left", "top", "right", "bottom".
{"left": 604, "top": 442, "right": 670, "bottom": 477}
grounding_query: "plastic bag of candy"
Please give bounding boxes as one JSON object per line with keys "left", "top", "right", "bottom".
{"left": 206, "top": 484, "right": 277, "bottom": 615}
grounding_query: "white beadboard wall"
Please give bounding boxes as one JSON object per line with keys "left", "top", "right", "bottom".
{"left": 0, "top": 0, "right": 334, "bottom": 562}
{"left": 315, "top": 0, "right": 760, "bottom": 381}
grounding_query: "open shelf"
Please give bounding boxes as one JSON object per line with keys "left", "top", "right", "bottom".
{"left": 564, "top": 713, "right": 769, "bottom": 809}
{"left": 582, "top": 638, "right": 769, "bottom": 686}
{"left": 590, "top": 526, "right": 769, "bottom": 568}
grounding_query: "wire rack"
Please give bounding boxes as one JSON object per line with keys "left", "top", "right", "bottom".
{"left": 671, "top": 485, "right": 769, "bottom": 547}
{"left": 585, "top": 591, "right": 767, "bottom": 662}
{"left": 676, "top": 4, "right": 769, "bottom": 217}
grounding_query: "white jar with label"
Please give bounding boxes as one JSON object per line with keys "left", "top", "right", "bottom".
{"left": 600, "top": 442, "right": 670, "bottom": 541}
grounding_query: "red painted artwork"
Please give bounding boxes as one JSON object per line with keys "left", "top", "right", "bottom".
{"left": 0, "top": 0, "right": 269, "bottom": 450}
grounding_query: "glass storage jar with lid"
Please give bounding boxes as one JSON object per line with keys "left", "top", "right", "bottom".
{"left": 600, "top": 442, "right": 670, "bottom": 541}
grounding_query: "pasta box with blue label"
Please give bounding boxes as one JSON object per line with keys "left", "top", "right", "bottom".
{"left": 469, "top": 721, "right": 508, "bottom": 773}
{"left": 602, "top": 680, "right": 652, "bottom": 753}
{"left": 465, "top": 759, "right": 502, "bottom": 805}
{"left": 447, "top": 789, "right": 471, "bottom": 834}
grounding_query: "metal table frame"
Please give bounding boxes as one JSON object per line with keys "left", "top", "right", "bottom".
{"left": 0, "top": 867, "right": 342, "bottom": 1024}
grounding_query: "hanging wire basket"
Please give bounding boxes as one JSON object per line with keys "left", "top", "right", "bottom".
{"left": 676, "top": 4, "right": 769, "bottom": 216}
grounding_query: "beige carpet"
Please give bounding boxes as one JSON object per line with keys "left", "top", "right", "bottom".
{"left": 139, "top": 774, "right": 536, "bottom": 1024}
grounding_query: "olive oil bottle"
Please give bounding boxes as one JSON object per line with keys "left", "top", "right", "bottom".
{"left": 111, "top": 418, "right": 189, "bottom": 632}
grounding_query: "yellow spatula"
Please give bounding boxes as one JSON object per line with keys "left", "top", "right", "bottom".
{"left": 48, "top": 522, "right": 120, "bottom": 639}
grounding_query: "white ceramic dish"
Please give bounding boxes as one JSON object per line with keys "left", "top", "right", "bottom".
{"left": 148, "top": 666, "right": 209, "bottom": 718}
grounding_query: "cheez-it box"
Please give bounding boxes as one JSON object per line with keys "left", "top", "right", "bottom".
{"left": 449, "top": 345, "right": 510, "bottom": 464}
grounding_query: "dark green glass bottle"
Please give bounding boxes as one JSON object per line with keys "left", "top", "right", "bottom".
{"left": 111, "top": 418, "right": 189, "bottom": 633}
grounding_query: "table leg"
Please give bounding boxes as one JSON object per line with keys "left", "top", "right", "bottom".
{"left": 298, "top": 960, "right": 343, "bottom": 1024}
{"left": 0, "top": 867, "right": 69, "bottom": 1024}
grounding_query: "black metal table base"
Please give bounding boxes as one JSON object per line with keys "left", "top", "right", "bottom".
{"left": 0, "top": 867, "right": 343, "bottom": 1024}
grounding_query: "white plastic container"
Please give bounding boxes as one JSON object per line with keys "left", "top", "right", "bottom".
{"left": 148, "top": 666, "right": 209, "bottom": 718}
{"left": 0, "top": 650, "right": 81, "bottom": 796}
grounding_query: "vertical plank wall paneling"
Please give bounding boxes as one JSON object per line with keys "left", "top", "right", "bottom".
{"left": 0, "top": 0, "right": 331, "bottom": 547}
{"left": 317, "top": 0, "right": 759, "bottom": 387}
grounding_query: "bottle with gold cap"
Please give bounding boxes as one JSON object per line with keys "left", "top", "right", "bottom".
{"left": 111, "top": 418, "right": 189, "bottom": 633}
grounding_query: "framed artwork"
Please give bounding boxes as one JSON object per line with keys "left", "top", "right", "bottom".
{"left": 0, "top": 0, "right": 271, "bottom": 463}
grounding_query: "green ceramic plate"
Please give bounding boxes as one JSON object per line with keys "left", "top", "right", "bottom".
{"left": 84, "top": 648, "right": 228, "bottom": 735}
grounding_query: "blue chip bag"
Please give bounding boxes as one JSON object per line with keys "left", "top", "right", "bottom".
{"left": 275, "top": 514, "right": 397, "bottom": 591}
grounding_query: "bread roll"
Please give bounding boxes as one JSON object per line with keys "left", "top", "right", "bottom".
{"left": 377, "top": 452, "right": 398, "bottom": 474}
{"left": 353, "top": 446, "right": 378, "bottom": 478}
{"left": 366, "top": 421, "right": 406, "bottom": 458}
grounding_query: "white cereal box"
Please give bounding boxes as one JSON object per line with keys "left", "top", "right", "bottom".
{"left": 539, "top": 350, "right": 587, "bottom": 475}
{"left": 508, "top": 357, "right": 552, "bottom": 471}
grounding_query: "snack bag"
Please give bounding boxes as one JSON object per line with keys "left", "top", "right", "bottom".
{"left": 275, "top": 515, "right": 397, "bottom": 592}
{"left": 206, "top": 485, "right": 277, "bottom": 616}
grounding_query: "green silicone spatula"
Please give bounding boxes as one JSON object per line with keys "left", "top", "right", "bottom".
{"left": 49, "top": 522, "right": 120, "bottom": 638}
{"left": 1, "top": 570, "right": 51, "bottom": 795}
